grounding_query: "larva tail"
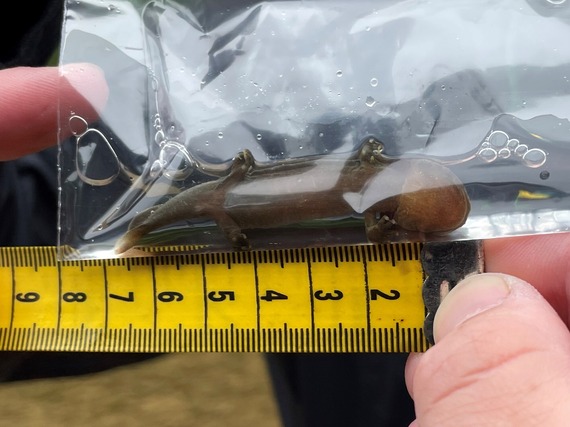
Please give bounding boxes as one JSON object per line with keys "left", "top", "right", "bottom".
{"left": 114, "top": 206, "right": 160, "bottom": 254}
{"left": 114, "top": 226, "right": 145, "bottom": 254}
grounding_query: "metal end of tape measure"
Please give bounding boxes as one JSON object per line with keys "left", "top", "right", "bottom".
{"left": 421, "top": 240, "right": 485, "bottom": 345}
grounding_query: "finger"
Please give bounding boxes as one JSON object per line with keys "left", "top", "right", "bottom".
{"left": 406, "top": 273, "right": 570, "bottom": 426}
{"left": 0, "top": 64, "right": 108, "bottom": 160}
{"left": 484, "top": 234, "right": 570, "bottom": 324}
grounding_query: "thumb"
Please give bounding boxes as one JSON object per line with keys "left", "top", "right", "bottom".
{"left": 406, "top": 273, "right": 570, "bottom": 426}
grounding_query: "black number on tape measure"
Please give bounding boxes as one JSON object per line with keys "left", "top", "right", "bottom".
{"left": 15, "top": 292, "right": 40, "bottom": 303}
{"left": 158, "top": 291, "right": 184, "bottom": 302}
{"left": 370, "top": 289, "right": 401, "bottom": 301}
{"left": 109, "top": 292, "right": 135, "bottom": 302}
{"left": 314, "top": 290, "right": 343, "bottom": 301}
{"left": 208, "top": 291, "right": 235, "bottom": 302}
{"left": 260, "top": 290, "right": 288, "bottom": 302}
{"left": 63, "top": 292, "right": 87, "bottom": 303}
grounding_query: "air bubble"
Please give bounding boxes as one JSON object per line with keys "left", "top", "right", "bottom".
{"left": 256, "top": 134, "right": 263, "bottom": 141}
{"left": 522, "top": 148, "right": 547, "bottom": 168}
{"left": 515, "top": 144, "right": 528, "bottom": 156}
{"left": 336, "top": 70, "right": 343, "bottom": 77}
{"left": 218, "top": 132, "right": 224, "bottom": 139}
{"left": 498, "top": 148, "right": 511, "bottom": 159}
{"left": 507, "top": 138, "right": 519, "bottom": 149}
{"left": 478, "top": 148, "right": 497, "bottom": 163}
{"left": 370, "top": 78, "right": 379, "bottom": 87}
{"left": 69, "top": 115, "right": 88, "bottom": 136}
{"left": 150, "top": 160, "right": 164, "bottom": 177}
{"left": 488, "top": 131, "right": 509, "bottom": 149}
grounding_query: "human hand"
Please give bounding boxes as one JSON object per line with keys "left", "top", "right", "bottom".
{"left": 0, "top": 64, "right": 108, "bottom": 160}
{"left": 406, "top": 233, "right": 570, "bottom": 426}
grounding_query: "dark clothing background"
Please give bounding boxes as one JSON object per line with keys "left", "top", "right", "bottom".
{"left": 0, "top": 0, "right": 415, "bottom": 424}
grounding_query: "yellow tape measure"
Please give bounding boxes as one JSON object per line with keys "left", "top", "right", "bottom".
{"left": 0, "top": 244, "right": 430, "bottom": 353}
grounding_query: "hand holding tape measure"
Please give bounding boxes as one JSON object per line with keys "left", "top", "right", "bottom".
{"left": 408, "top": 233, "right": 570, "bottom": 425}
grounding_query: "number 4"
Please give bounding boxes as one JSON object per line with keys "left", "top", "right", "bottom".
{"left": 260, "top": 290, "right": 288, "bottom": 302}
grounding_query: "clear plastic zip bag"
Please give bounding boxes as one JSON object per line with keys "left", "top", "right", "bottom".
{"left": 58, "top": 0, "right": 570, "bottom": 259}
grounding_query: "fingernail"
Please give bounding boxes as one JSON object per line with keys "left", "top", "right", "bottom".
{"left": 433, "top": 273, "right": 511, "bottom": 342}
{"left": 61, "top": 63, "right": 108, "bottom": 114}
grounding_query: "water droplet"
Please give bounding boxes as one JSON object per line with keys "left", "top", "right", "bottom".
{"left": 365, "top": 96, "right": 376, "bottom": 107}
{"left": 218, "top": 132, "right": 224, "bottom": 139}
{"left": 521, "top": 100, "right": 527, "bottom": 107}
{"left": 441, "top": 84, "right": 446, "bottom": 91}
{"left": 319, "top": 132, "right": 324, "bottom": 138}
{"left": 256, "top": 134, "right": 262, "bottom": 141}
{"left": 336, "top": 70, "right": 343, "bottom": 77}
{"left": 370, "top": 78, "right": 379, "bottom": 87}
{"left": 540, "top": 170, "right": 550, "bottom": 180}
{"left": 365, "top": 26, "right": 371, "bottom": 32}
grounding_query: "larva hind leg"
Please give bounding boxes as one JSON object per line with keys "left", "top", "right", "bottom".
{"left": 364, "top": 211, "right": 396, "bottom": 242}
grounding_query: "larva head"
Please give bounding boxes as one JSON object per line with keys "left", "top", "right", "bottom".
{"left": 393, "top": 159, "right": 470, "bottom": 233}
